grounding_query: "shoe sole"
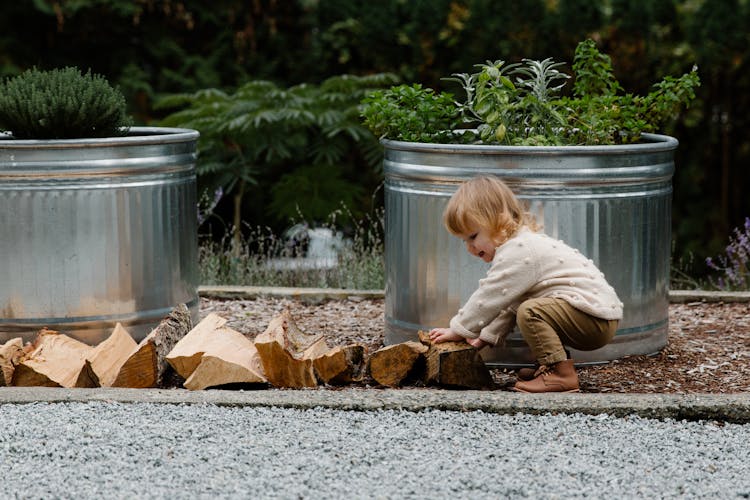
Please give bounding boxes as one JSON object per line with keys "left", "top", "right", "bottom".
{"left": 510, "top": 387, "right": 580, "bottom": 393}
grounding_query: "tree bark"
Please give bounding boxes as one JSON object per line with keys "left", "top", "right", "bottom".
{"left": 418, "top": 331, "right": 494, "bottom": 389}
{"left": 111, "top": 304, "right": 192, "bottom": 388}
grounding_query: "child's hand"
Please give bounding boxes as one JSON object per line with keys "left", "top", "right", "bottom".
{"left": 467, "top": 337, "right": 489, "bottom": 350}
{"left": 429, "top": 327, "right": 464, "bottom": 344}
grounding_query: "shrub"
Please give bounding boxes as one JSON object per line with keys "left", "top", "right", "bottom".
{"left": 0, "top": 67, "right": 132, "bottom": 139}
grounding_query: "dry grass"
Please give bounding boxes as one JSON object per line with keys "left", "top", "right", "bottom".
{"left": 201, "top": 297, "right": 750, "bottom": 393}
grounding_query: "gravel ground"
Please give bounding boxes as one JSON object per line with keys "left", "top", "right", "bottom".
{"left": 200, "top": 297, "right": 750, "bottom": 393}
{"left": 1, "top": 402, "right": 749, "bottom": 499}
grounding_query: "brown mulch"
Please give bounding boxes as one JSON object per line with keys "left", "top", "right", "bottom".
{"left": 200, "top": 297, "right": 750, "bottom": 393}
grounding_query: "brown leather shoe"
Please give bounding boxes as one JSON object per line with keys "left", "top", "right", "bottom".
{"left": 512, "top": 359, "right": 580, "bottom": 393}
{"left": 516, "top": 366, "right": 538, "bottom": 381}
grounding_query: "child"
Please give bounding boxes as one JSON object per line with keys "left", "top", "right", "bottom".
{"left": 429, "top": 175, "right": 623, "bottom": 393}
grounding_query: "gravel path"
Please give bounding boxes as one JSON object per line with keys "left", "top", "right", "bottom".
{"left": 1, "top": 402, "right": 749, "bottom": 499}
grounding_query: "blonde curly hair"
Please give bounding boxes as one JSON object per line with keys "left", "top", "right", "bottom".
{"left": 442, "top": 175, "right": 539, "bottom": 243}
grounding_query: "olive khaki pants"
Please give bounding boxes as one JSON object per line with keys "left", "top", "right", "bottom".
{"left": 516, "top": 297, "right": 619, "bottom": 366}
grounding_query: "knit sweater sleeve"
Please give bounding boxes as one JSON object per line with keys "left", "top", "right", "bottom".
{"left": 449, "top": 236, "right": 541, "bottom": 345}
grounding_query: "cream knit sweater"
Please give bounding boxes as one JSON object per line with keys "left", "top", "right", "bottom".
{"left": 449, "top": 228, "right": 624, "bottom": 346}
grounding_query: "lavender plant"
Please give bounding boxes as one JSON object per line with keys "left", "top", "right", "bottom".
{"left": 705, "top": 217, "right": 750, "bottom": 290}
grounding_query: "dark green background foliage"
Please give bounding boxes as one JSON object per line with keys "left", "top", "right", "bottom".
{"left": 2, "top": 0, "right": 748, "bottom": 278}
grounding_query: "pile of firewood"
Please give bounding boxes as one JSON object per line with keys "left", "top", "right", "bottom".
{"left": 0, "top": 304, "right": 493, "bottom": 391}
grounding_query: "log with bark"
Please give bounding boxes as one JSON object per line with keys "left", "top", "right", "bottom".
{"left": 418, "top": 331, "right": 494, "bottom": 389}
{"left": 254, "top": 310, "right": 329, "bottom": 388}
{"left": 111, "top": 304, "right": 192, "bottom": 388}
{"left": 314, "top": 344, "right": 366, "bottom": 385}
{"left": 368, "top": 341, "right": 428, "bottom": 387}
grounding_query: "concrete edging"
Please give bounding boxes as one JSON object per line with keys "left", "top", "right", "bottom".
{"left": 1, "top": 387, "right": 749, "bottom": 423}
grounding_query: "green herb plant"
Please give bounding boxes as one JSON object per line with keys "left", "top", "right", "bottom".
{"left": 0, "top": 67, "right": 132, "bottom": 139}
{"left": 361, "top": 39, "right": 700, "bottom": 146}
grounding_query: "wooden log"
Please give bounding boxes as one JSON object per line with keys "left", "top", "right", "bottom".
{"left": 78, "top": 323, "right": 138, "bottom": 388}
{"left": 0, "top": 338, "right": 25, "bottom": 386}
{"left": 368, "top": 341, "right": 428, "bottom": 387}
{"left": 254, "top": 310, "right": 328, "bottom": 388}
{"left": 165, "top": 312, "right": 267, "bottom": 390}
{"left": 418, "top": 330, "right": 494, "bottom": 389}
{"left": 313, "top": 344, "right": 366, "bottom": 385}
{"left": 183, "top": 334, "right": 266, "bottom": 390}
{"left": 165, "top": 313, "right": 228, "bottom": 380}
{"left": 11, "top": 329, "right": 95, "bottom": 388}
{"left": 111, "top": 303, "right": 192, "bottom": 388}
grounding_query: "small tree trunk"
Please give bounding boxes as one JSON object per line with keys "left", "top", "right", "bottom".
{"left": 232, "top": 178, "right": 246, "bottom": 258}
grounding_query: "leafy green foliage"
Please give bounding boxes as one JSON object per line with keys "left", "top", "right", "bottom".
{"left": 0, "top": 67, "right": 132, "bottom": 139}
{"left": 361, "top": 39, "right": 700, "bottom": 146}
{"left": 571, "top": 39, "right": 623, "bottom": 98}
{"left": 563, "top": 41, "right": 701, "bottom": 144}
{"left": 158, "top": 73, "right": 397, "bottom": 247}
{"left": 360, "top": 84, "right": 459, "bottom": 143}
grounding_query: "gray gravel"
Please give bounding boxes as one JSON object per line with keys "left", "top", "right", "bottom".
{"left": 1, "top": 402, "right": 749, "bottom": 499}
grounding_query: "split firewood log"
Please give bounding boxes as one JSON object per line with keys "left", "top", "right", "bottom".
{"left": 11, "top": 329, "right": 96, "bottom": 388}
{"left": 254, "top": 310, "right": 328, "bottom": 388}
{"left": 166, "top": 313, "right": 267, "bottom": 390}
{"left": 313, "top": 344, "right": 366, "bottom": 385}
{"left": 79, "top": 323, "right": 138, "bottom": 388}
{"left": 111, "top": 303, "right": 192, "bottom": 389}
{"left": 0, "top": 338, "right": 25, "bottom": 386}
{"left": 166, "top": 313, "right": 227, "bottom": 379}
{"left": 183, "top": 339, "right": 266, "bottom": 391}
{"left": 368, "top": 341, "right": 428, "bottom": 387}
{"left": 418, "top": 331, "right": 494, "bottom": 389}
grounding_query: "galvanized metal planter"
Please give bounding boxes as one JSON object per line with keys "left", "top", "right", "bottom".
{"left": 0, "top": 127, "right": 199, "bottom": 344}
{"left": 383, "top": 133, "right": 677, "bottom": 366}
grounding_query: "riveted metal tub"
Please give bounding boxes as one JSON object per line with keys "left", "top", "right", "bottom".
{"left": 383, "top": 133, "right": 677, "bottom": 366}
{"left": 0, "top": 127, "right": 199, "bottom": 344}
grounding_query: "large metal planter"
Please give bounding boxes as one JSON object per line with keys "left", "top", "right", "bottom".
{"left": 0, "top": 127, "right": 199, "bottom": 344}
{"left": 383, "top": 133, "right": 677, "bottom": 366}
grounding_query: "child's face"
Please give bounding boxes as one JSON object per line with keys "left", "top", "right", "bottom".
{"left": 459, "top": 227, "right": 498, "bottom": 263}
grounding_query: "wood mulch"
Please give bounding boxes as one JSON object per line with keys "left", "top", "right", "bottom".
{"left": 200, "top": 297, "right": 750, "bottom": 393}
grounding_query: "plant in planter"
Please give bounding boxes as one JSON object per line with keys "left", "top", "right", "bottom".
{"left": 359, "top": 39, "right": 700, "bottom": 366}
{"left": 0, "top": 67, "right": 199, "bottom": 345}
{"left": 361, "top": 39, "right": 700, "bottom": 146}
{"left": 0, "top": 67, "right": 132, "bottom": 139}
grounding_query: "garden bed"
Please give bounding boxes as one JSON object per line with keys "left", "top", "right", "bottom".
{"left": 201, "top": 297, "right": 750, "bottom": 394}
